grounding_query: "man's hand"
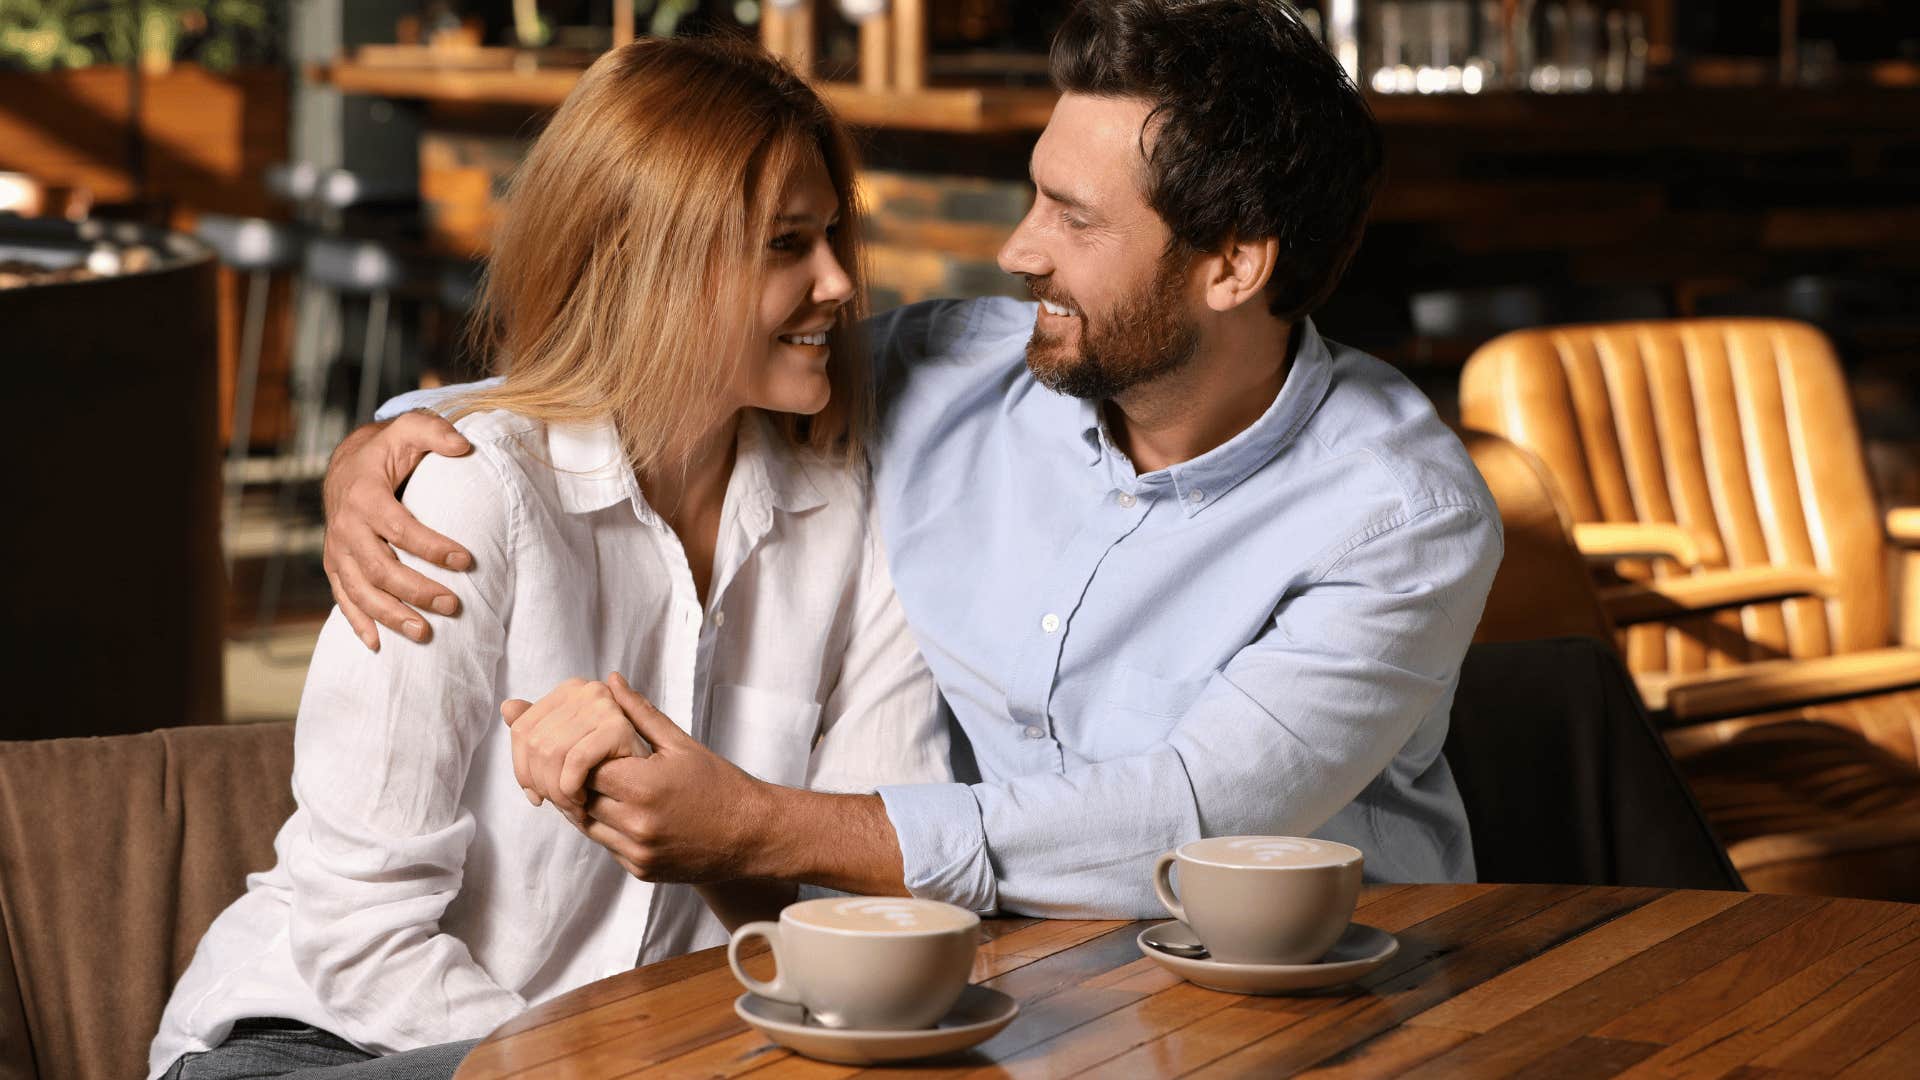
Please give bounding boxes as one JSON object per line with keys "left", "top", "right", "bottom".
{"left": 501, "top": 678, "right": 652, "bottom": 822}
{"left": 322, "top": 412, "right": 476, "bottom": 650}
{"left": 577, "top": 675, "right": 912, "bottom": 896}
{"left": 569, "top": 673, "right": 781, "bottom": 884}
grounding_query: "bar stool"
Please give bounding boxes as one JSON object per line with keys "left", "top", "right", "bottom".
{"left": 193, "top": 213, "right": 304, "bottom": 569}
{"left": 303, "top": 236, "right": 411, "bottom": 430}
{"left": 264, "top": 162, "right": 322, "bottom": 217}
{"left": 255, "top": 236, "right": 413, "bottom": 632}
{"left": 283, "top": 167, "right": 425, "bottom": 455}
{"left": 250, "top": 164, "right": 426, "bottom": 632}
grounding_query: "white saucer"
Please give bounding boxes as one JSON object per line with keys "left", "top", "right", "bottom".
{"left": 1137, "top": 920, "right": 1399, "bottom": 995}
{"left": 734, "top": 984, "right": 1019, "bottom": 1065}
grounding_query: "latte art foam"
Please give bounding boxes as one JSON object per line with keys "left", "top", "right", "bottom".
{"left": 1181, "top": 835, "right": 1363, "bottom": 869}
{"left": 783, "top": 896, "right": 979, "bottom": 934}
{"left": 1229, "top": 838, "right": 1328, "bottom": 863}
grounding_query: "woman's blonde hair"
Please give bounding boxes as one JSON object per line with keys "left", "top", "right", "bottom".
{"left": 454, "top": 36, "right": 869, "bottom": 472}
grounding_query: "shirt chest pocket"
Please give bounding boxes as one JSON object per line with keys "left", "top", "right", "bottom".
{"left": 1089, "top": 664, "right": 1211, "bottom": 758}
{"left": 705, "top": 683, "right": 823, "bottom": 788}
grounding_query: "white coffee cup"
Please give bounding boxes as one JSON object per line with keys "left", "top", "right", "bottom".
{"left": 727, "top": 896, "right": 979, "bottom": 1030}
{"left": 1152, "top": 835, "right": 1364, "bottom": 964}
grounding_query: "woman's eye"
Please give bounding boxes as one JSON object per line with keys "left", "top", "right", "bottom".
{"left": 770, "top": 231, "right": 803, "bottom": 252}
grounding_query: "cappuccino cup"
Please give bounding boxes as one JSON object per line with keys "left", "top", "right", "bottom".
{"left": 727, "top": 897, "right": 979, "bottom": 1030}
{"left": 1152, "top": 835, "right": 1363, "bottom": 964}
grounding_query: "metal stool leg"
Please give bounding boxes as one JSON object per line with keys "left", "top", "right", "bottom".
{"left": 357, "top": 288, "right": 391, "bottom": 423}
{"left": 258, "top": 279, "right": 339, "bottom": 635}
{"left": 224, "top": 268, "right": 270, "bottom": 575}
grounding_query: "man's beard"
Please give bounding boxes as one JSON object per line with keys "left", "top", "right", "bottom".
{"left": 1023, "top": 248, "right": 1199, "bottom": 401}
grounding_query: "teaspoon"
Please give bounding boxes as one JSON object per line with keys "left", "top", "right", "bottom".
{"left": 1143, "top": 931, "right": 1210, "bottom": 959}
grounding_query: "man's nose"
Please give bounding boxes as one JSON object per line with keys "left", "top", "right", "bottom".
{"left": 997, "top": 202, "right": 1051, "bottom": 278}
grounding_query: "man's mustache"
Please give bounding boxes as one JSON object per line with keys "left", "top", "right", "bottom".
{"left": 1022, "top": 274, "right": 1079, "bottom": 313}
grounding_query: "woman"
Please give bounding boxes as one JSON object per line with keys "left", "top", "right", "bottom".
{"left": 151, "top": 37, "right": 949, "bottom": 1077}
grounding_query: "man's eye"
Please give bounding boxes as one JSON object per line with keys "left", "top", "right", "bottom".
{"left": 1061, "top": 211, "right": 1087, "bottom": 231}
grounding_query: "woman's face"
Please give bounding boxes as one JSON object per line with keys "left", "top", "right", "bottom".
{"left": 733, "top": 153, "right": 852, "bottom": 417}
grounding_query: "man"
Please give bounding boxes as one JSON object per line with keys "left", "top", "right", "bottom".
{"left": 323, "top": 0, "right": 1502, "bottom": 918}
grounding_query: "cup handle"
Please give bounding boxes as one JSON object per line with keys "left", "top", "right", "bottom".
{"left": 728, "top": 921, "right": 799, "bottom": 1004}
{"left": 1152, "top": 851, "right": 1187, "bottom": 924}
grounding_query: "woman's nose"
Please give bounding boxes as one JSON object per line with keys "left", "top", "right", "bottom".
{"left": 814, "top": 244, "right": 853, "bottom": 306}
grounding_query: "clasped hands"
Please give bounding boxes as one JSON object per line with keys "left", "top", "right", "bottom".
{"left": 500, "top": 673, "right": 774, "bottom": 884}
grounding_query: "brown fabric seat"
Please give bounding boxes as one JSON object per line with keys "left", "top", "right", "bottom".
{"left": 1463, "top": 428, "right": 1920, "bottom": 901}
{"left": 0, "top": 722, "right": 294, "bottom": 1080}
{"left": 1461, "top": 319, "right": 1920, "bottom": 723}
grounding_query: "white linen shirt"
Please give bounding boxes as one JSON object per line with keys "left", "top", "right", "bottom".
{"left": 150, "top": 409, "right": 950, "bottom": 1073}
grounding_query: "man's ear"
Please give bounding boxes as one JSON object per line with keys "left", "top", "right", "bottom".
{"left": 1202, "top": 234, "right": 1280, "bottom": 313}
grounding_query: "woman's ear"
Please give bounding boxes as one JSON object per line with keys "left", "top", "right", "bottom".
{"left": 1202, "top": 234, "right": 1281, "bottom": 313}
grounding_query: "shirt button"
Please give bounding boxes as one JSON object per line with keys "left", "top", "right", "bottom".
{"left": 1024, "top": 725, "right": 1046, "bottom": 740}
{"left": 1041, "top": 613, "right": 1061, "bottom": 634}
{"left": 1117, "top": 492, "right": 1137, "bottom": 508}
{"left": 1189, "top": 489, "right": 1206, "bottom": 504}
{"left": 711, "top": 610, "right": 726, "bottom": 628}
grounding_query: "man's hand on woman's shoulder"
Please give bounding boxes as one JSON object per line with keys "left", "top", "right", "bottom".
{"left": 321, "top": 411, "right": 477, "bottom": 650}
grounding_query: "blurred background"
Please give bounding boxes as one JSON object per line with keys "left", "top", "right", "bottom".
{"left": 3, "top": 0, "right": 1918, "bottom": 732}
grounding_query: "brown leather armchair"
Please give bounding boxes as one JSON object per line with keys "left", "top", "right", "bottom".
{"left": 0, "top": 723, "right": 294, "bottom": 1080}
{"left": 1464, "top": 428, "right": 1920, "bottom": 901}
{"left": 1461, "top": 318, "right": 1920, "bottom": 725}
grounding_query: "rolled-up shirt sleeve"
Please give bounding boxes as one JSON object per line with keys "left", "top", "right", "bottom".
{"left": 285, "top": 443, "right": 527, "bottom": 1050}
{"left": 879, "top": 501, "right": 1500, "bottom": 918}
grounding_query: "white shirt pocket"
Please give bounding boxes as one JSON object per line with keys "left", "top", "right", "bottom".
{"left": 706, "top": 683, "right": 824, "bottom": 788}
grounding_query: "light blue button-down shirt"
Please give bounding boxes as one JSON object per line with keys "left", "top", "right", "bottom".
{"left": 382, "top": 296, "right": 1502, "bottom": 920}
{"left": 862, "top": 298, "right": 1499, "bottom": 918}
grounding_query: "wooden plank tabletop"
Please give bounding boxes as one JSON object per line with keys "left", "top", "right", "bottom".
{"left": 455, "top": 884, "right": 1920, "bottom": 1078}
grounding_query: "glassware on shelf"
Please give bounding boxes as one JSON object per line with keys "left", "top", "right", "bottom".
{"left": 1361, "top": 0, "right": 1642, "bottom": 96}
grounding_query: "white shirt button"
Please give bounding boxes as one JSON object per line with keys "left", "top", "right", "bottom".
{"left": 1189, "top": 490, "right": 1206, "bottom": 504}
{"left": 1117, "top": 492, "right": 1137, "bottom": 508}
{"left": 711, "top": 610, "right": 725, "bottom": 628}
{"left": 1024, "top": 725, "right": 1046, "bottom": 740}
{"left": 1041, "top": 613, "right": 1061, "bottom": 633}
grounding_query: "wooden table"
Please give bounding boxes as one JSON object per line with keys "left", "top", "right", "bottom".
{"left": 456, "top": 884, "right": 1920, "bottom": 1078}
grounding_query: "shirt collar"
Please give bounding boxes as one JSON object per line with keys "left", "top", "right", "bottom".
{"left": 544, "top": 411, "right": 825, "bottom": 523}
{"left": 731, "top": 409, "right": 828, "bottom": 519}
{"left": 546, "top": 419, "right": 640, "bottom": 516}
{"left": 1077, "top": 318, "right": 1334, "bottom": 517}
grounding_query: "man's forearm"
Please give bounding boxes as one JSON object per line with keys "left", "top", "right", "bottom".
{"left": 752, "top": 788, "right": 909, "bottom": 897}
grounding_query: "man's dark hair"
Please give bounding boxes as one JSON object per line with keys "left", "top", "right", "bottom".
{"left": 1050, "top": 0, "right": 1382, "bottom": 322}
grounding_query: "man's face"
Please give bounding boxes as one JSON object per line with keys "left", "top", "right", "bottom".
{"left": 998, "top": 93, "right": 1199, "bottom": 400}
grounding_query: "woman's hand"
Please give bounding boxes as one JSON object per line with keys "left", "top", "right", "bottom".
{"left": 322, "top": 412, "right": 476, "bottom": 650}
{"left": 501, "top": 677, "right": 652, "bottom": 822}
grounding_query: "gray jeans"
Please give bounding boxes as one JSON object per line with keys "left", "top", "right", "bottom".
{"left": 160, "top": 1019, "right": 479, "bottom": 1080}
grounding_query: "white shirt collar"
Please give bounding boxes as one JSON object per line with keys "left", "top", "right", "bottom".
{"left": 543, "top": 411, "right": 826, "bottom": 520}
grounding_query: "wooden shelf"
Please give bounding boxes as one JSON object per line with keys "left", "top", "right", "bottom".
{"left": 315, "top": 57, "right": 1056, "bottom": 132}
{"left": 314, "top": 60, "right": 585, "bottom": 109}
{"left": 819, "top": 84, "right": 1056, "bottom": 133}
{"left": 316, "top": 53, "right": 1920, "bottom": 138}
